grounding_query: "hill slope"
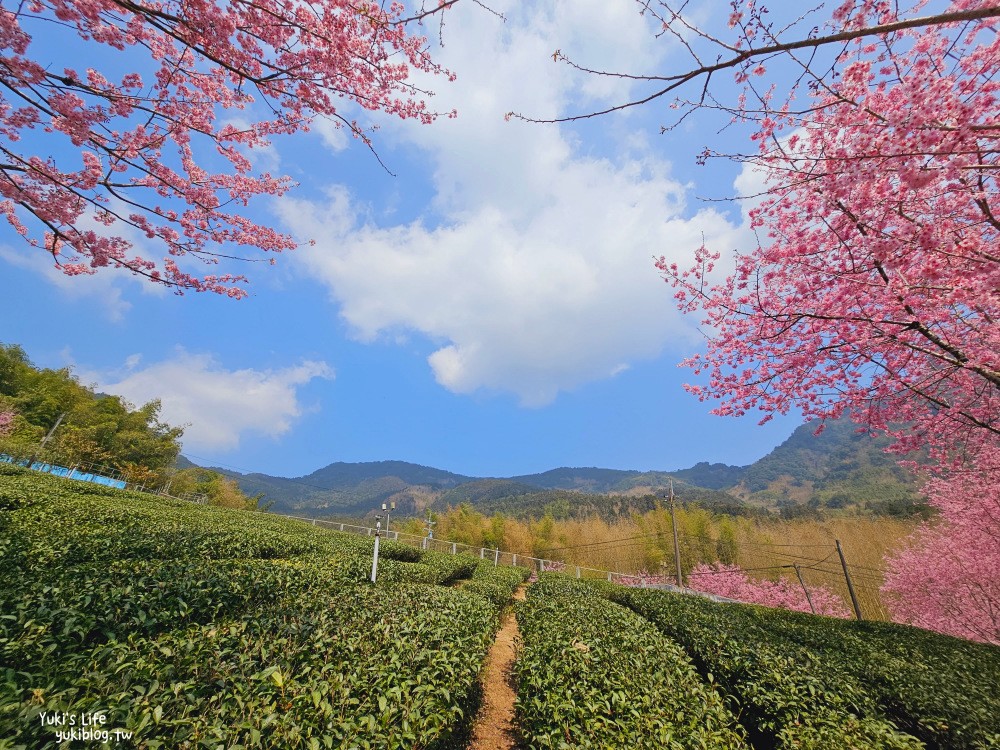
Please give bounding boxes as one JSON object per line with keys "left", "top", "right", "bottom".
{"left": 733, "top": 417, "right": 925, "bottom": 516}
{"left": 187, "top": 414, "right": 923, "bottom": 519}
{"left": 0, "top": 463, "right": 525, "bottom": 748}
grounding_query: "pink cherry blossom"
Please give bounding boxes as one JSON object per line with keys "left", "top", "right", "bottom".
{"left": 686, "top": 562, "right": 851, "bottom": 618}
{"left": 0, "top": 0, "right": 454, "bottom": 296}
{"left": 883, "top": 445, "right": 1000, "bottom": 644}
{"left": 655, "top": 0, "right": 1000, "bottom": 640}
{"left": 0, "top": 410, "right": 14, "bottom": 436}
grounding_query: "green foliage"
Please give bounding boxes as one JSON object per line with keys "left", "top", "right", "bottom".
{"left": 459, "top": 488, "right": 753, "bottom": 522}
{"left": 514, "top": 574, "right": 748, "bottom": 749}
{"left": 167, "top": 466, "right": 269, "bottom": 510}
{"left": 731, "top": 607, "right": 1000, "bottom": 749}
{"left": 0, "top": 343, "right": 182, "bottom": 479}
{"left": 614, "top": 588, "right": 925, "bottom": 750}
{"left": 736, "top": 416, "right": 926, "bottom": 513}
{"left": 420, "top": 551, "right": 480, "bottom": 585}
{"left": 0, "top": 467, "right": 518, "bottom": 748}
{"left": 461, "top": 561, "right": 530, "bottom": 606}
{"left": 528, "top": 573, "right": 616, "bottom": 600}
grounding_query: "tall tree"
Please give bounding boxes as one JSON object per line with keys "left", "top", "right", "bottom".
{"left": 516, "top": 0, "right": 1000, "bottom": 638}
{"left": 0, "top": 342, "right": 182, "bottom": 474}
{"left": 0, "top": 0, "right": 454, "bottom": 295}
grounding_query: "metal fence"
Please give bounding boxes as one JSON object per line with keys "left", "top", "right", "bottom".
{"left": 1, "top": 453, "right": 127, "bottom": 489}
{"left": 275, "top": 513, "right": 722, "bottom": 594}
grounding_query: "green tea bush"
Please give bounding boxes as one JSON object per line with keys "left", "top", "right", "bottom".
{"left": 515, "top": 581, "right": 748, "bottom": 749}
{"left": 420, "top": 552, "right": 479, "bottom": 585}
{"left": 461, "top": 562, "right": 530, "bottom": 605}
{"left": 737, "top": 607, "right": 1000, "bottom": 749}
{"left": 0, "top": 470, "right": 511, "bottom": 748}
{"left": 528, "top": 573, "right": 615, "bottom": 600}
{"left": 3, "top": 584, "right": 498, "bottom": 749}
{"left": 615, "top": 588, "right": 924, "bottom": 750}
{"left": 471, "top": 561, "right": 529, "bottom": 587}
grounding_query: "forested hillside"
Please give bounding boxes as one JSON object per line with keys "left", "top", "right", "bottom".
{"left": 0, "top": 344, "right": 181, "bottom": 482}
{"left": 206, "top": 413, "right": 924, "bottom": 520}
{"left": 732, "top": 417, "right": 926, "bottom": 517}
{"left": 0, "top": 344, "right": 260, "bottom": 509}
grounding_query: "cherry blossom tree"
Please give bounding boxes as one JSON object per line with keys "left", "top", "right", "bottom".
{"left": 649, "top": 0, "right": 1000, "bottom": 639}
{"left": 0, "top": 0, "right": 455, "bottom": 296}
{"left": 642, "top": 0, "right": 1000, "bottom": 463}
{"left": 882, "top": 447, "right": 1000, "bottom": 644}
{"left": 0, "top": 409, "right": 13, "bottom": 436}
{"left": 514, "top": 0, "right": 1000, "bottom": 637}
{"left": 686, "top": 562, "right": 851, "bottom": 618}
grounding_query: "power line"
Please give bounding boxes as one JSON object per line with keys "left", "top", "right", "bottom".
{"left": 537, "top": 530, "right": 675, "bottom": 554}
{"left": 687, "top": 563, "right": 797, "bottom": 576}
{"left": 678, "top": 530, "right": 833, "bottom": 549}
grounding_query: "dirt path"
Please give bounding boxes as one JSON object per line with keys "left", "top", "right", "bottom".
{"left": 469, "top": 586, "right": 527, "bottom": 750}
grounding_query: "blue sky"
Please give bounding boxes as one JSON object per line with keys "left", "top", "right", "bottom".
{"left": 0, "top": 0, "right": 808, "bottom": 478}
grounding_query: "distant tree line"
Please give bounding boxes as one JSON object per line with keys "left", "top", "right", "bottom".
{"left": 0, "top": 343, "right": 263, "bottom": 510}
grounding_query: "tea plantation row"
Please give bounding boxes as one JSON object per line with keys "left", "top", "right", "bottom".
{"left": 515, "top": 574, "right": 1000, "bottom": 750}
{"left": 4, "top": 465, "right": 999, "bottom": 749}
{"left": 0, "top": 465, "right": 528, "bottom": 749}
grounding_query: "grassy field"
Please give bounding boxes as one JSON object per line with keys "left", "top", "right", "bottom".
{"left": 3, "top": 465, "right": 997, "bottom": 749}
{"left": 0, "top": 464, "right": 526, "bottom": 749}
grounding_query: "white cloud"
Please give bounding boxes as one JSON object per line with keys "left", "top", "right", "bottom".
{"left": 311, "top": 116, "right": 350, "bottom": 153}
{"left": 282, "top": 175, "right": 740, "bottom": 405}
{"left": 93, "top": 351, "right": 333, "bottom": 452}
{"left": 278, "top": 0, "right": 748, "bottom": 405}
{"left": 0, "top": 202, "right": 173, "bottom": 320}
{"left": 0, "top": 243, "right": 142, "bottom": 322}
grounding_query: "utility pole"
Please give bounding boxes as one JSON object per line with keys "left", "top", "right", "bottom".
{"left": 668, "top": 481, "right": 683, "bottom": 588}
{"left": 793, "top": 563, "right": 816, "bottom": 614}
{"left": 370, "top": 512, "right": 384, "bottom": 583}
{"left": 423, "top": 510, "right": 436, "bottom": 551}
{"left": 836, "top": 540, "right": 864, "bottom": 621}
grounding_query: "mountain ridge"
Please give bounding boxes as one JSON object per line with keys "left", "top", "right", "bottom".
{"left": 181, "top": 414, "right": 924, "bottom": 519}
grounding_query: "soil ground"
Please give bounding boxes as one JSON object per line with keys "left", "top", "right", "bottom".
{"left": 469, "top": 586, "right": 527, "bottom": 750}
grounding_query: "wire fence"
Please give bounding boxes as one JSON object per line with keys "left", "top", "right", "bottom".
{"left": 1, "top": 452, "right": 886, "bottom": 619}
{"left": 1, "top": 451, "right": 210, "bottom": 501}
{"left": 274, "top": 513, "right": 740, "bottom": 604}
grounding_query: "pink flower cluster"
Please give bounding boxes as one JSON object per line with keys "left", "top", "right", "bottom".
{"left": 687, "top": 563, "right": 851, "bottom": 618}
{"left": 883, "top": 445, "right": 1000, "bottom": 644}
{"left": 0, "top": 0, "right": 453, "bottom": 295}
{"left": 0, "top": 410, "right": 13, "bottom": 436}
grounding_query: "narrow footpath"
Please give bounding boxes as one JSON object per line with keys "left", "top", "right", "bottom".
{"left": 469, "top": 586, "right": 527, "bottom": 750}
